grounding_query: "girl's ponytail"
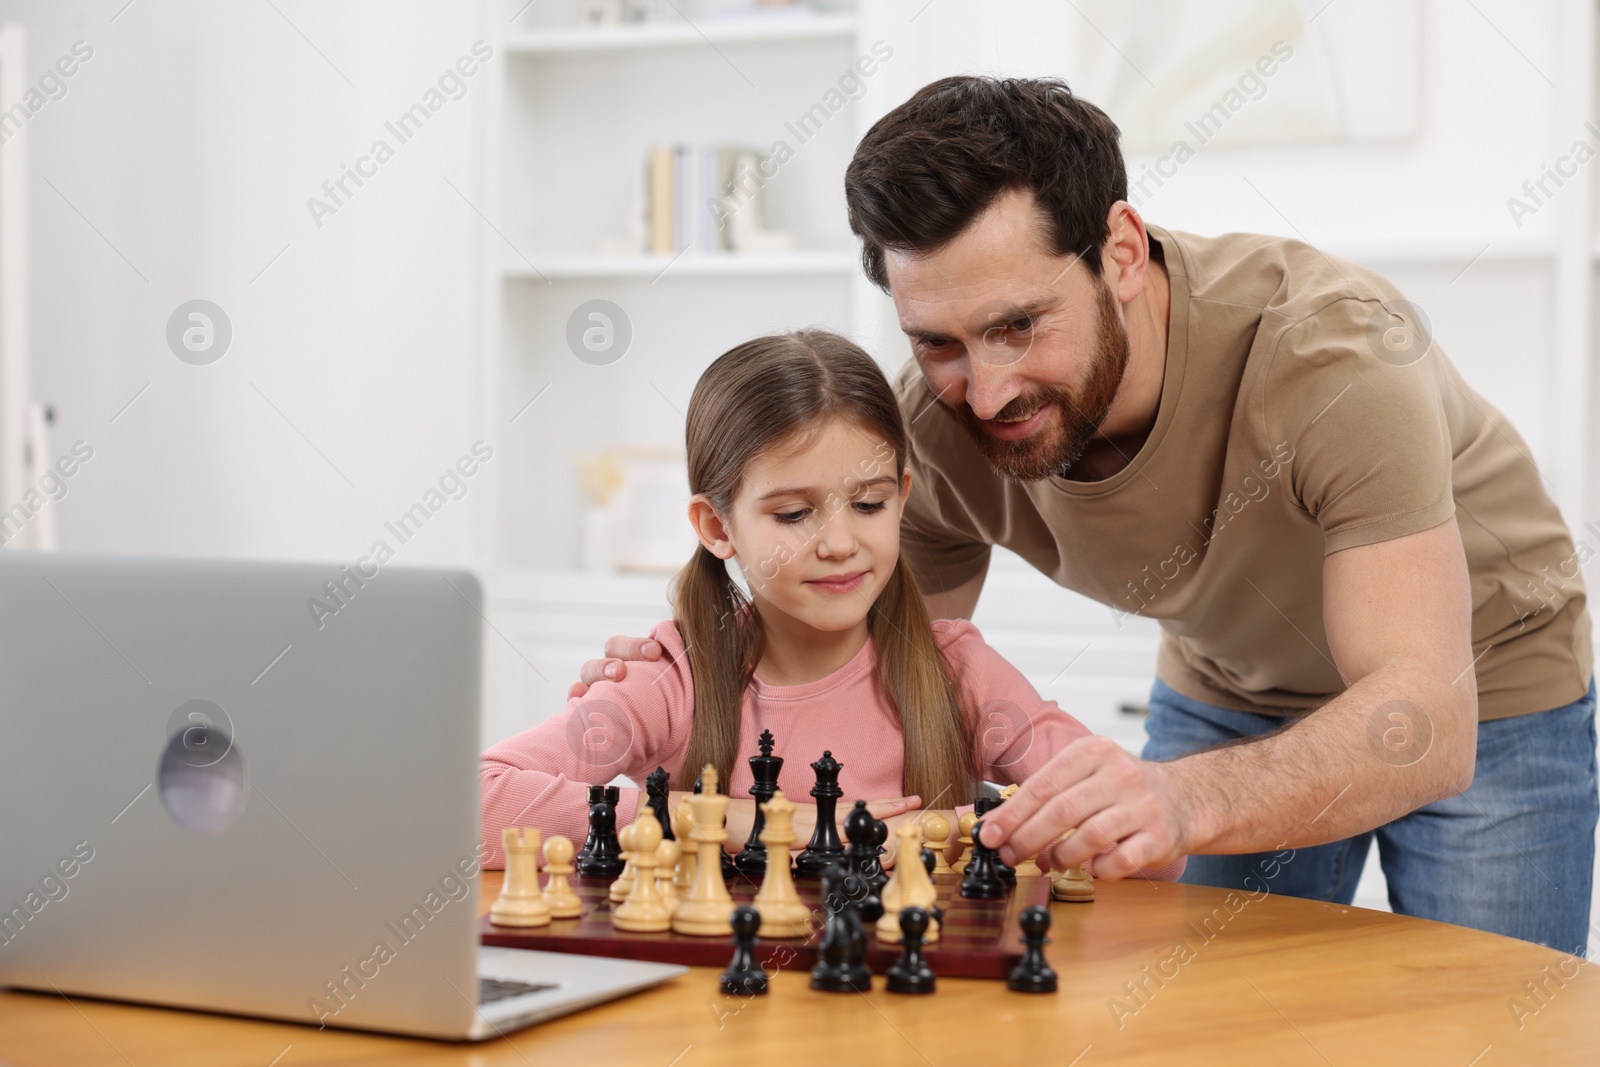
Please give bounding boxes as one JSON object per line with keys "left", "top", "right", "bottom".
{"left": 674, "top": 545, "right": 762, "bottom": 790}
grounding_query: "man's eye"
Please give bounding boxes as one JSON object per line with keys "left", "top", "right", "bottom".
{"left": 1009, "top": 316, "right": 1033, "bottom": 333}
{"left": 775, "top": 509, "right": 809, "bottom": 524}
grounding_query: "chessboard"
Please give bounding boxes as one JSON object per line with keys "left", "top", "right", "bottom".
{"left": 481, "top": 870, "right": 1052, "bottom": 980}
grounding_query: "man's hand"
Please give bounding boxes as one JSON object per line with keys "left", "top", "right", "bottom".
{"left": 976, "top": 736, "right": 1188, "bottom": 880}
{"left": 570, "top": 634, "right": 663, "bottom": 700}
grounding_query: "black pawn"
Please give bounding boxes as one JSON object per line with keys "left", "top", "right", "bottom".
{"left": 720, "top": 905, "right": 768, "bottom": 996}
{"left": 959, "top": 819, "right": 1006, "bottom": 900}
{"left": 1007, "top": 905, "right": 1058, "bottom": 993}
{"left": 868, "top": 817, "right": 890, "bottom": 892}
{"left": 885, "top": 906, "right": 937, "bottom": 995}
{"left": 974, "top": 797, "right": 1016, "bottom": 884}
{"left": 809, "top": 863, "right": 882, "bottom": 993}
{"left": 735, "top": 729, "right": 783, "bottom": 877}
{"left": 575, "top": 792, "right": 625, "bottom": 879}
{"left": 842, "top": 800, "right": 879, "bottom": 884}
{"left": 920, "top": 846, "right": 937, "bottom": 878}
{"left": 575, "top": 784, "right": 604, "bottom": 869}
{"left": 645, "top": 766, "right": 674, "bottom": 841}
{"left": 795, "top": 751, "right": 845, "bottom": 877}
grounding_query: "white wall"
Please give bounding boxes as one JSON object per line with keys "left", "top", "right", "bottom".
{"left": 5, "top": 0, "right": 488, "bottom": 568}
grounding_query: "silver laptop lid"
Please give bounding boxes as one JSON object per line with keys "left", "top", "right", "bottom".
{"left": 0, "top": 552, "right": 486, "bottom": 1037}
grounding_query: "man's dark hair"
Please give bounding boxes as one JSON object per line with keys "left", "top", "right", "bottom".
{"left": 844, "top": 76, "right": 1127, "bottom": 292}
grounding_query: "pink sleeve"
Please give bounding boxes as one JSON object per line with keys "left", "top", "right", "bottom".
{"left": 478, "top": 620, "right": 693, "bottom": 868}
{"left": 934, "top": 619, "right": 1093, "bottom": 785}
{"left": 937, "top": 620, "right": 1188, "bottom": 882}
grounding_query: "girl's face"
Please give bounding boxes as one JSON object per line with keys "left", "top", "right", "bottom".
{"left": 693, "top": 417, "right": 911, "bottom": 638}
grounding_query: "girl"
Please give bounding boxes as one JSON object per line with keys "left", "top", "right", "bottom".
{"left": 481, "top": 329, "right": 1182, "bottom": 880}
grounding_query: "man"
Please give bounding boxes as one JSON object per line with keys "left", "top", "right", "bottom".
{"left": 572, "top": 77, "right": 1597, "bottom": 952}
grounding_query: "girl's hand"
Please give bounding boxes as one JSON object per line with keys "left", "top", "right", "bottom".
{"left": 876, "top": 808, "right": 958, "bottom": 869}
{"left": 664, "top": 793, "right": 922, "bottom": 854}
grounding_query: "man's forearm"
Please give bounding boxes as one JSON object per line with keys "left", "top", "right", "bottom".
{"left": 1159, "top": 666, "right": 1477, "bottom": 855}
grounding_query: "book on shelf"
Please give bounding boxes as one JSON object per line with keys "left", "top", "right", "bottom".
{"left": 642, "top": 142, "right": 791, "bottom": 256}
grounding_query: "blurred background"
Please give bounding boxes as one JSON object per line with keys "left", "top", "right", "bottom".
{"left": 0, "top": 0, "right": 1593, "bottom": 922}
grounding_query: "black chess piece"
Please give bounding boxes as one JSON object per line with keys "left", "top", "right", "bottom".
{"left": 1007, "top": 905, "right": 1058, "bottom": 993}
{"left": 885, "top": 906, "right": 937, "bottom": 995}
{"left": 809, "top": 863, "right": 883, "bottom": 992}
{"left": 575, "top": 793, "right": 625, "bottom": 878}
{"left": 645, "top": 766, "right": 674, "bottom": 841}
{"left": 959, "top": 819, "right": 1006, "bottom": 899}
{"left": 795, "top": 751, "right": 845, "bottom": 877}
{"left": 735, "top": 729, "right": 783, "bottom": 877}
{"left": 842, "top": 800, "right": 879, "bottom": 883}
{"left": 720, "top": 905, "right": 769, "bottom": 996}
{"left": 920, "top": 846, "right": 937, "bottom": 878}
{"left": 575, "top": 784, "right": 604, "bottom": 869}
{"left": 966, "top": 799, "right": 1017, "bottom": 883}
{"left": 867, "top": 817, "right": 890, "bottom": 892}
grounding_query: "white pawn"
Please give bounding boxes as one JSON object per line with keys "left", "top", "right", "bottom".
{"left": 1051, "top": 828, "right": 1095, "bottom": 902}
{"left": 491, "top": 827, "right": 552, "bottom": 927}
{"left": 541, "top": 835, "right": 583, "bottom": 919}
{"left": 613, "top": 815, "right": 671, "bottom": 932}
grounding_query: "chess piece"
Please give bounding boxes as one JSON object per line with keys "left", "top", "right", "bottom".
{"left": 868, "top": 817, "right": 890, "bottom": 892}
{"left": 609, "top": 812, "right": 640, "bottom": 904}
{"left": 885, "top": 906, "right": 937, "bottom": 995}
{"left": 654, "top": 835, "right": 681, "bottom": 911}
{"left": 752, "top": 790, "right": 810, "bottom": 938}
{"left": 809, "top": 863, "right": 882, "bottom": 992}
{"left": 695, "top": 770, "right": 742, "bottom": 882}
{"left": 921, "top": 811, "right": 953, "bottom": 875}
{"left": 575, "top": 784, "right": 604, "bottom": 869}
{"left": 953, "top": 811, "right": 977, "bottom": 874}
{"left": 612, "top": 813, "right": 671, "bottom": 933}
{"left": 576, "top": 790, "right": 624, "bottom": 879}
{"left": 959, "top": 820, "right": 1007, "bottom": 900}
{"left": 490, "top": 827, "right": 552, "bottom": 927}
{"left": 720, "top": 905, "right": 769, "bottom": 996}
{"left": 876, "top": 821, "right": 940, "bottom": 944}
{"left": 672, "top": 764, "right": 735, "bottom": 936}
{"left": 996, "top": 785, "right": 1043, "bottom": 876}
{"left": 974, "top": 797, "right": 1016, "bottom": 884}
{"left": 921, "top": 847, "right": 936, "bottom": 878}
{"left": 734, "top": 729, "right": 782, "bottom": 877}
{"left": 540, "top": 834, "right": 583, "bottom": 919}
{"left": 672, "top": 798, "right": 698, "bottom": 892}
{"left": 1007, "top": 905, "right": 1058, "bottom": 993}
{"left": 794, "top": 751, "right": 845, "bottom": 877}
{"left": 843, "top": 800, "right": 880, "bottom": 885}
{"left": 1051, "top": 829, "right": 1095, "bottom": 902}
{"left": 645, "top": 766, "right": 674, "bottom": 841}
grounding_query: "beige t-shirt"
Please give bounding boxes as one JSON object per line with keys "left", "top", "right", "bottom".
{"left": 896, "top": 224, "right": 1593, "bottom": 721}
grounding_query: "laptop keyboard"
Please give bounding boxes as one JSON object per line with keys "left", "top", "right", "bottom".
{"left": 480, "top": 976, "right": 559, "bottom": 1005}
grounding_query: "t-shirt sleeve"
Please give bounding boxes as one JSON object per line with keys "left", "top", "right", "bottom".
{"left": 478, "top": 620, "right": 693, "bottom": 868}
{"left": 1265, "top": 296, "right": 1456, "bottom": 556}
{"left": 894, "top": 359, "right": 994, "bottom": 595}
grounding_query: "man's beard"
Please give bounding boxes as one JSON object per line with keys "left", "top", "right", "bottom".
{"left": 954, "top": 275, "right": 1131, "bottom": 481}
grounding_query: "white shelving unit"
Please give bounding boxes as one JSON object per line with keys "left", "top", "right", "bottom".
{"left": 476, "top": 1, "right": 893, "bottom": 741}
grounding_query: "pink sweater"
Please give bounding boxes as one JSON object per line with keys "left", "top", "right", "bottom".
{"left": 481, "top": 618, "right": 1184, "bottom": 879}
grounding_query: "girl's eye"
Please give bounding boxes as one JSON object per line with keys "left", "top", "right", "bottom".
{"left": 774, "top": 509, "right": 809, "bottom": 524}
{"left": 854, "top": 500, "right": 887, "bottom": 515}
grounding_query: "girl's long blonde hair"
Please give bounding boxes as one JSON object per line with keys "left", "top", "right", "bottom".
{"left": 674, "top": 329, "right": 975, "bottom": 807}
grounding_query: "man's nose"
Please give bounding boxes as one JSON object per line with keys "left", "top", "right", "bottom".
{"left": 965, "top": 358, "right": 1019, "bottom": 421}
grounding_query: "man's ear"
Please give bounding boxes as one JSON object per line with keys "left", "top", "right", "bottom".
{"left": 688, "top": 495, "right": 736, "bottom": 559}
{"left": 1101, "top": 200, "right": 1151, "bottom": 305}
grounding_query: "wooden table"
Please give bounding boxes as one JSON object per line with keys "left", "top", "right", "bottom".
{"left": 3, "top": 870, "right": 1596, "bottom": 1065}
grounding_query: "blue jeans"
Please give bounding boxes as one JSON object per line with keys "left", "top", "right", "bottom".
{"left": 1142, "top": 676, "right": 1599, "bottom": 955}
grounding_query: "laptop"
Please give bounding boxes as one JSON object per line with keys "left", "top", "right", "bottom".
{"left": 0, "top": 551, "right": 684, "bottom": 1040}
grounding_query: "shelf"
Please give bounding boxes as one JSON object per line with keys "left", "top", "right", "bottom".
{"left": 505, "top": 11, "right": 858, "bottom": 55}
{"left": 502, "top": 250, "right": 859, "bottom": 280}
